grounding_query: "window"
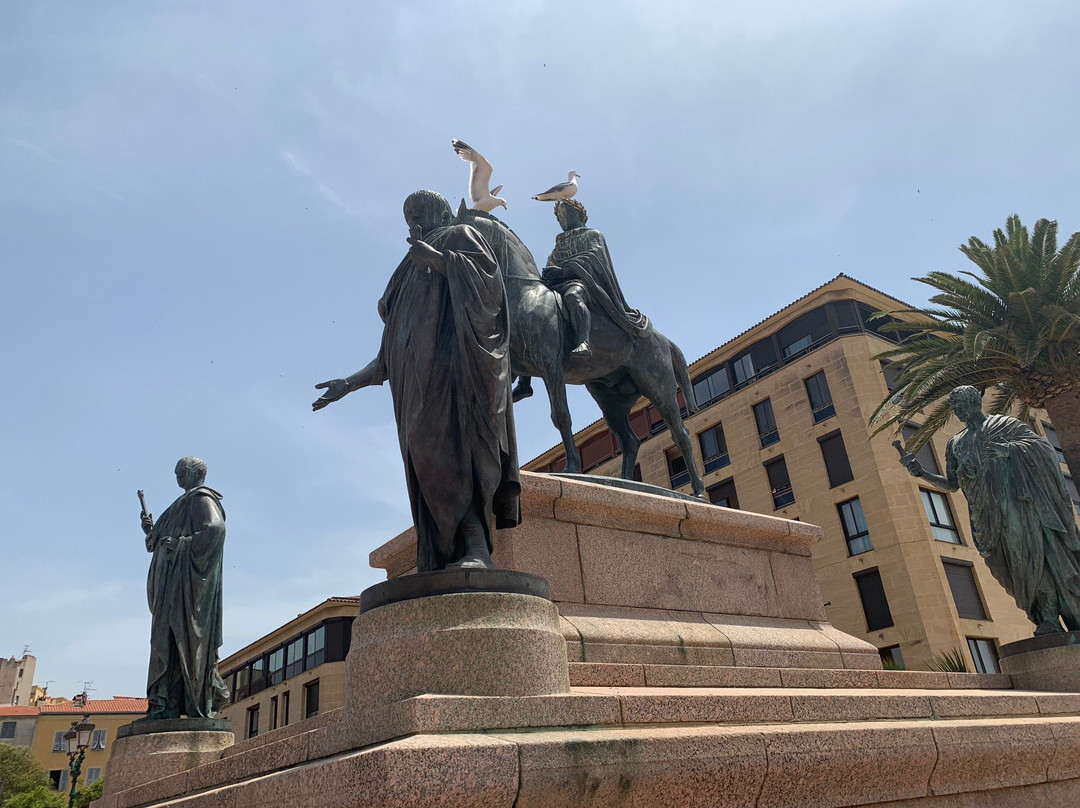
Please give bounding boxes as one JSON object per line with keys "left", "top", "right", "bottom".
{"left": 765, "top": 456, "right": 795, "bottom": 508}
{"left": 17, "top": 669, "right": 23, "bottom": 678}
{"left": 270, "top": 696, "right": 279, "bottom": 731}
{"left": 698, "top": 424, "right": 730, "bottom": 473}
{"left": 0, "top": 722, "right": 14, "bottom": 739}
{"left": 305, "top": 680, "right": 320, "bottom": 719}
{"left": 282, "top": 691, "right": 290, "bottom": 727}
{"left": 880, "top": 361, "right": 903, "bottom": 393}
{"left": 943, "top": 559, "right": 988, "bottom": 620}
{"left": 967, "top": 638, "right": 1000, "bottom": 674}
{"left": 52, "top": 730, "right": 66, "bottom": 752}
{"left": 753, "top": 399, "right": 779, "bottom": 448}
{"left": 1065, "top": 475, "right": 1080, "bottom": 516}
{"left": 782, "top": 335, "right": 812, "bottom": 358}
{"left": 666, "top": 449, "right": 690, "bottom": 489}
{"left": 268, "top": 648, "right": 285, "bottom": 686}
{"left": 306, "top": 626, "right": 326, "bottom": 669}
{"left": 854, "top": 568, "right": 894, "bottom": 631}
{"left": 632, "top": 464, "right": 642, "bottom": 482}
{"left": 91, "top": 729, "right": 106, "bottom": 750}
{"left": 707, "top": 477, "right": 739, "bottom": 509}
{"left": 732, "top": 354, "right": 756, "bottom": 385}
{"left": 1042, "top": 422, "right": 1067, "bottom": 464}
{"left": 58, "top": 769, "right": 68, "bottom": 793}
{"left": 692, "top": 367, "right": 730, "bottom": 407}
{"left": 921, "top": 490, "right": 961, "bottom": 544}
{"left": 286, "top": 637, "right": 305, "bottom": 679}
{"left": 249, "top": 657, "right": 266, "bottom": 695}
{"left": 838, "top": 497, "right": 872, "bottom": 555}
{"left": 86, "top": 768, "right": 102, "bottom": 785}
{"left": 818, "top": 431, "right": 854, "bottom": 488}
{"left": 234, "top": 665, "right": 250, "bottom": 701}
{"left": 879, "top": 645, "right": 905, "bottom": 670}
{"left": 902, "top": 425, "right": 940, "bottom": 475}
{"left": 247, "top": 706, "right": 259, "bottom": 739}
{"left": 804, "top": 371, "right": 835, "bottom": 422}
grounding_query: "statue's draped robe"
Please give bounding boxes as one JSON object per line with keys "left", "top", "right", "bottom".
{"left": 376, "top": 223, "right": 521, "bottom": 571}
{"left": 146, "top": 486, "right": 229, "bottom": 718}
{"left": 546, "top": 226, "right": 648, "bottom": 336}
{"left": 948, "top": 415, "right": 1080, "bottom": 628}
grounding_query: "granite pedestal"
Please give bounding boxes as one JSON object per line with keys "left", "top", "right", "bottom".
{"left": 1000, "top": 631, "right": 1080, "bottom": 692}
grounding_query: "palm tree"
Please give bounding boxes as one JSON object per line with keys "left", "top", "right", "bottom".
{"left": 871, "top": 215, "right": 1080, "bottom": 477}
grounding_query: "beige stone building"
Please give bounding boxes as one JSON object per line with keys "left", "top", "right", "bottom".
{"left": 524, "top": 274, "right": 1080, "bottom": 673}
{"left": 218, "top": 597, "right": 357, "bottom": 739}
{"left": 0, "top": 652, "right": 36, "bottom": 706}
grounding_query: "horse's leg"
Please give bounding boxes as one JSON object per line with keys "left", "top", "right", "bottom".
{"left": 541, "top": 366, "right": 581, "bottom": 472}
{"left": 636, "top": 354, "right": 706, "bottom": 498}
{"left": 586, "top": 381, "right": 640, "bottom": 479}
{"left": 512, "top": 375, "right": 534, "bottom": 402}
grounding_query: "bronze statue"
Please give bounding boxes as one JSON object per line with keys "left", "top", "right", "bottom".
{"left": 313, "top": 190, "right": 521, "bottom": 571}
{"left": 140, "top": 457, "right": 229, "bottom": 719}
{"left": 899, "top": 386, "right": 1080, "bottom": 635}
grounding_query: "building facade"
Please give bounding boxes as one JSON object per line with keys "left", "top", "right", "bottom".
{"left": 0, "top": 653, "right": 36, "bottom": 706}
{"left": 218, "top": 597, "right": 357, "bottom": 740}
{"left": 26, "top": 695, "right": 147, "bottom": 792}
{"left": 0, "top": 705, "right": 38, "bottom": 748}
{"left": 525, "top": 275, "right": 1080, "bottom": 673}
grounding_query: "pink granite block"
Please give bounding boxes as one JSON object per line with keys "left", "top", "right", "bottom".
{"left": 517, "top": 471, "right": 562, "bottom": 518}
{"left": 553, "top": 476, "right": 688, "bottom": 537}
{"left": 568, "top": 662, "right": 647, "bottom": 687}
{"left": 558, "top": 604, "right": 734, "bottom": 666}
{"left": 221, "top": 708, "right": 340, "bottom": 758}
{"left": 815, "top": 621, "right": 883, "bottom": 663}
{"left": 576, "top": 526, "right": 779, "bottom": 615}
{"left": 507, "top": 725, "right": 768, "bottom": 808}
{"left": 789, "top": 691, "right": 932, "bottom": 722}
{"left": 876, "top": 779, "right": 1080, "bottom": 806}
{"left": 929, "top": 720, "right": 1053, "bottom": 795}
{"left": 1047, "top": 718, "right": 1080, "bottom": 782}
{"left": 187, "top": 731, "right": 310, "bottom": 792}
{"left": 735, "top": 648, "right": 845, "bottom": 669}
{"left": 402, "top": 692, "right": 623, "bottom": 733}
{"left": 106, "top": 730, "right": 232, "bottom": 794}
{"left": 493, "top": 516, "right": 584, "bottom": 602}
{"left": 947, "top": 673, "right": 1013, "bottom": 690}
{"left": 1036, "top": 693, "right": 1080, "bottom": 715}
{"left": 167, "top": 788, "right": 236, "bottom": 808}
{"left": 928, "top": 692, "right": 1039, "bottom": 719}
{"left": 703, "top": 614, "right": 842, "bottom": 654}
{"left": 617, "top": 689, "right": 794, "bottom": 725}
{"left": 758, "top": 723, "right": 938, "bottom": 807}
{"left": 779, "top": 668, "right": 880, "bottom": 689}
{"left": 876, "top": 671, "right": 952, "bottom": 690}
{"left": 368, "top": 527, "right": 415, "bottom": 579}
{"left": 769, "top": 551, "right": 828, "bottom": 621}
{"left": 644, "top": 665, "right": 783, "bottom": 688}
{"left": 680, "top": 499, "right": 815, "bottom": 555}
{"left": 113, "top": 771, "right": 191, "bottom": 808}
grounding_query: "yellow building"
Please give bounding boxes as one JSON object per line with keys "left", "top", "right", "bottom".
{"left": 218, "top": 596, "right": 357, "bottom": 739}
{"left": 525, "top": 274, "right": 1080, "bottom": 673}
{"left": 32, "top": 695, "right": 147, "bottom": 792}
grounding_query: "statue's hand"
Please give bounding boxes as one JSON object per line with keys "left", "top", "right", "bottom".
{"left": 313, "top": 379, "right": 350, "bottom": 411}
{"left": 406, "top": 237, "right": 444, "bottom": 272}
{"left": 542, "top": 266, "right": 566, "bottom": 283}
{"left": 901, "top": 456, "right": 923, "bottom": 477}
{"left": 141, "top": 514, "right": 154, "bottom": 536}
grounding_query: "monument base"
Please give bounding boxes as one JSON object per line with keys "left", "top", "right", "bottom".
{"left": 1000, "top": 630, "right": 1080, "bottom": 691}
{"left": 102, "top": 721, "right": 233, "bottom": 798}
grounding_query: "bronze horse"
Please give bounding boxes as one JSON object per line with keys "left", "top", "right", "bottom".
{"left": 458, "top": 205, "right": 706, "bottom": 497}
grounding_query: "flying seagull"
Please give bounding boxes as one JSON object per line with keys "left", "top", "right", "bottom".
{"left": 532, "top": 170, "right": 581, "bottom": 201}
{"left": 451, "top": 139, "right": 506, "bottom": 212}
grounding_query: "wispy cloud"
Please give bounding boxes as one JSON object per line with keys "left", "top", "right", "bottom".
{"left": 281, "top": 148, "right": 360, "bottom": 217}
{"left": 9, "top": 137, "right": 65, "bottom": 166}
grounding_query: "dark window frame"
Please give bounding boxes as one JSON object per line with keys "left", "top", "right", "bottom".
{"left": 753, "top": 399, "right": 780, "bottom": 448}
{"left": 0, "top": 721, "right": 15, "bottom": 739}
{"left": 967, "top": 637, "right": 1000, "bottom": 674}
{"left": 304, "top": 679, "right": 320, "bottom": 719}
{"left": 943, "top": 558, "right": 989, "bottom": 621}
{"left": 247, "top": 705, "right": 260, "bottom": 739}
{"left": 765, "top": 456, "right": 795, "bottom": 509}
{"left": 838, "top": 497, "right": 872, "bottom": 555}
{"left": 818, "top": 430, "right": 855, "bottom": 488}
{"left": 666, "top": 448, "right": 691, "bottom": 489}
{"left": 707, "top": 477, "right": 739, "bottom": 509}
{"left": 921, "top": 489, "right": 962, "bottom": 544}
{"left": 804, "top": 370, "right": 836, "bottom": 423}
{"left": 854, "top": 567, "right": 894, "bottom": 631}
{"left": 698, "top": 423, "right": 730, "bottom": 474}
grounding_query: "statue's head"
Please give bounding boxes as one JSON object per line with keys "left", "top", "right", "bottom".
{"left": 555, "top": 199, "right": 587, "bottom": 232}
{"left": 175, "top": 456, "right": 208, "bottom": 491}
{"left": 947, "top": 385, "right": 983, "bottom": 421}
{"left": 403, "top": 190, "right": 453, "bottom": 235}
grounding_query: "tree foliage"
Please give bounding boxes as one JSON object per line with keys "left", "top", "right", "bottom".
{"left": 1, "top": 785, "right": 65, "bottom": 808}
{"left": 0, "top": 746, "right": 51, "bottom": 805}
{"left": 871, "top": 215, "right": 1080, "bottom": 458}
{"left": 73, "top": 778, "right": 103, "bottom": 808}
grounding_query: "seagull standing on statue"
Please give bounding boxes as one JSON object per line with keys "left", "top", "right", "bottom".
{"left": 452, "top": 139, "right": 507, "bottom": 213}
{"left": 532, "top": 171, "right": 581, "bottom": 202}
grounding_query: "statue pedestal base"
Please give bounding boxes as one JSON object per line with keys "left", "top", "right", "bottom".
{"left": 1000, "top": 630, "right": 1080, "bottom": 691}
{"left": 102, "top": 720, "right": 233, "bottom": 798}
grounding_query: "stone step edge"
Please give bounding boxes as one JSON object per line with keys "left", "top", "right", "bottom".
{"left": 568, "top": 661, "right": 1015, "bottom": 690}
{"left": 100, "top": 715, "right": 1080, "bottom": 808}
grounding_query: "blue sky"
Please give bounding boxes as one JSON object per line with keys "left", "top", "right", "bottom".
{"left": 2, "top": 1, "right": 1078, "bottom": 699}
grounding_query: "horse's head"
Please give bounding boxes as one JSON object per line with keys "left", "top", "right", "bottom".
{"left": 456, "top": 205, "right": 540, "bottom": 280}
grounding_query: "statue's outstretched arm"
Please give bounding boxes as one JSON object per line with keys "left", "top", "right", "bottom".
{"left": 898, "top": 439, "right": 959, "bottom": 492}
{"left": 313, "top": 355, "right": 387, "bottom": 411}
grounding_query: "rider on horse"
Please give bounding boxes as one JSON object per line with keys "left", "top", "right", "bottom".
{"left": 514, "top": 199, "right": 648, "bottom": 400}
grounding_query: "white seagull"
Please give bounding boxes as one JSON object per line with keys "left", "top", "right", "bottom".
{"left": 451, "top": 139, "right": 507, "bottom": 212}
{"left": 532, "top": 170, "right": 581, "bottom": 201}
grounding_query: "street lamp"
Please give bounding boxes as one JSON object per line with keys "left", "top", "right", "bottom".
{"left": 63, "top": 716, "right": 95, "bottom": 808}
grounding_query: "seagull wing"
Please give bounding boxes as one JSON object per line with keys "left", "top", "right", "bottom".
{"left": 452, "top": 139, "right": 493, "bottom": 207}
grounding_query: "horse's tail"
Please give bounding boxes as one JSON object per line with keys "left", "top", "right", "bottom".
{"left": 669, "top": 339, "right": 699, "bottom": 415}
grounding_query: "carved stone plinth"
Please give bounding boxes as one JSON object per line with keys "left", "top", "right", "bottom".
{"left": 1000, "top": 631, "right": 1080, "bottom": 691}
{"left": 102, "top": 720, "right": 233, "bottom": 799}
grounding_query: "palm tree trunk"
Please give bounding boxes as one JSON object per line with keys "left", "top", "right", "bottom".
{"left": 1043, "top": 387, "right": 1080, "bottom": 484}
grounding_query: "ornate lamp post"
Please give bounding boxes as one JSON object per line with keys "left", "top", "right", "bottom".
{"left": 63, "top": 716, "right": 95, "bottom": 808}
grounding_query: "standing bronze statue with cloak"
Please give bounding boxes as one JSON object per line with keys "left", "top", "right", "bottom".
{"left": 900, "top": 385, "right": 1080, "bottom": 635}
{"left": 314, "top": 190, "right": 520, "bottom": 571}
